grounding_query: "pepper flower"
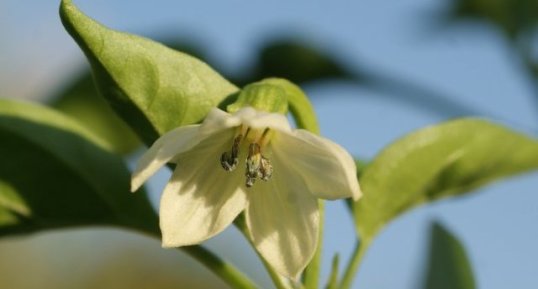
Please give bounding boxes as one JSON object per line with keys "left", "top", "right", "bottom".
{"left": 131, "top": 106, "right": 361, "bottom": 278}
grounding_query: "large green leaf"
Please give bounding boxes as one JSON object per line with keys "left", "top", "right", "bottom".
{"left": 353, "top": 118, "right": 538, "bottom": 241}
{"left": 60, "top": 0, "right": 238, "bottom": 145}
{"left": 0, "top": 99, "right": 157, "bottom": 236}
{"left": 423, "top": 222, "right": 475, "bottom": 289}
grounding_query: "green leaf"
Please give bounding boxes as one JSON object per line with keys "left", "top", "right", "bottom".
{"left": 0, "top": 99, "right": 157, "bottom": 236}
{"left": 324, "top": 254, "right": 339, "bottom": 289}
{"left": 60, "top": 0, "right": 238, "bottom": 145}
{"left": 353, "top": 118, "right": 538, "bottom": 240}
{"left": 423, "top": 222, "right": 475, "bottom": 289}
{"left": 246, "top": 39, "right": 352, "bottom": 85}
{"left": 51, "top": 72, "right": 140, "bottom": 154}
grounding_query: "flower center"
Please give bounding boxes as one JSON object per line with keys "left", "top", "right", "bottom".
{"left": 220, "top": 127, "right": 273, "bottom": 188}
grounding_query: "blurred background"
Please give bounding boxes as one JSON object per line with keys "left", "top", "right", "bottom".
{"left": 1, "top": 0, "right": 538, "bottom": 288}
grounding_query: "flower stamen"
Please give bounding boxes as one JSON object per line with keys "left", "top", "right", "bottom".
{"left": 245, "top": 141, "right": 273, "bottom": 187}
{"left": 246, "top": 143, "right": 262, "bottom": 187}
{"left": 221, "top": 126, "right": 274, "bottom": 187}
{"left": 259, "top": 128, "right": 272, "bottom": 147}
{"left": 259, "top": 156, "right": 273, "bottom": 181}
{"left": 220, "top": 133, "right": 242, "bottom": 171}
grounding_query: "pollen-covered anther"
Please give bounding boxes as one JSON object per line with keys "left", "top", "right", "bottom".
{"left": 245, "top": 140, "right": 273, "bottom": 187}
{"left": 220, "top": 133, "right": 242, "bottom": 171}
{"left": 246, "top": 143, "right": 262, "bottom": 187}
{"left": 220, "top": 126, "right": 273, "bottom": 187}
{"left": 260, "top": 156, "right": 273, "bottom": 181}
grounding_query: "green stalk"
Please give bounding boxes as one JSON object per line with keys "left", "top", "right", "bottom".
{"left": 132, "top": 221, "right": 259, "bottom": 289}
{"left": 181, "top": 246, "right": 259, "bottom": 289}
{"left": 338, "top": 239, "right": 370, "bottom": 289}
{"left": 302, "top": 200, "right": 324, "bottom": 289}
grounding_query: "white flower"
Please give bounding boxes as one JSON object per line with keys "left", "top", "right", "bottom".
{"left": 131, "top": 107, "right": 361, "bottom": 279}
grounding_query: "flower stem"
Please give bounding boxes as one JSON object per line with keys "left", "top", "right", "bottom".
{"left": 234, "top": 214, "right": 292, "bottom": 289}
{"left": 338, "top": 239, "right": 370, "bottom": 289}
{"left": 132, "top": 222, "right": 259, "bottom": 289}
{"left": 302, "top": 200, "right": 324, "bottom": 289}
{"left": 181, "top": 246, "right": 259, "bottom": 289}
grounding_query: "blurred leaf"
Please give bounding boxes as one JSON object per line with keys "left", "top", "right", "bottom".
{"left": 423, "top": 222, "right": 475, "bottom": 289}
{"left": 60, "top": 0, "right": 238, "bottom": 145}
{"left": 51, "top": 73, "right": 140, "bottom": 154}
{"left": 247, "top": 39, "right": 353, "bottom": 85}
{"left": 0, "top": 99, "right": 158, "bottom": 236}
{"left": 353, "top": 118, "right": 538, "bottom": 240}
{"left": 248, "top": 39, "right": 481, "bottom": 119}
{"left": 445, "top": 0, "right": 538, "bottom": 38}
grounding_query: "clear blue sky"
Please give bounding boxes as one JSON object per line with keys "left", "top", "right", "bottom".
{"left": 1, "top": 0, "right": 538, "bottom": 288}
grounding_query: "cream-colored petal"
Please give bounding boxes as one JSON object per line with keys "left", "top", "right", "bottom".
{"left": 272, "top": 130, "right": 362, "bottom": 201}
{"left": 245, "top": 163, "right": 320, "bottom": 279}
{"left": 198, "top": 107, "right": 242, "bottom": 138}
{"left": 233, "top": 107, "right": 292, "bottom": 132}
{"left": 131, "top": 125, "right": 200, "bottom": 192}
{"left": 131, "top": 108, "right": 242, "bottom": 192}
{"left": 160, "top": 129, "right": 248, "bottom": 247}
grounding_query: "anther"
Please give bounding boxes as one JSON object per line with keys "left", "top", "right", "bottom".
{"left": 259, "top": 156, "right": 273, "bottom": 181}
{"left": 245, "top": 143, "right": 262, "bottom": 187}
{"left": 220, "top": 134, "right": 242, "bottom": 171}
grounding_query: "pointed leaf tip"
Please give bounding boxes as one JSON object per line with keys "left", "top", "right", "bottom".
{"left": 60, "top": 0, "right": 238, "bottom": 145}
{"left": 423, "top": 221, "right": 475, "bottom": 289}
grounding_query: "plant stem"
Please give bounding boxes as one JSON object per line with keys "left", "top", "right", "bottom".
{"left": 302, "top": 200, "right": 324, "bottom": 289}
{"left": 234, "top": 214, "right": 292, "bottom": 289}
{"left": 133, "top": 223, "right": 259, "bottom": 289}
{"left": 338, "top": 239, "right": 370, "bottom": 289}
{"left": 181, "top": 246, "right": 259, "bottom": 289}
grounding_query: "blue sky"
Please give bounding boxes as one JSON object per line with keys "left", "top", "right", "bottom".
{"left": 1, "top": 0, "right": 538, "bottom": 288}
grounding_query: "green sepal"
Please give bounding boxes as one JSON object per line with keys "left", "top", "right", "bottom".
{"left": 227, "top": 78, "right": 320, "bottom": 134}
{"left": 262, "top": 78, "right": 320, "bottom": 134}
{"left": 227, "top": 79, "right": 289, "bottom": 114}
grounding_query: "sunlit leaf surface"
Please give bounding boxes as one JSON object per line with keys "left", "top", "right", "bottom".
{"left": 60, "top": 0, "right": 238, "bottom": 145}
{"left": 354, "top": 118, "right": 538, "bottom": 240}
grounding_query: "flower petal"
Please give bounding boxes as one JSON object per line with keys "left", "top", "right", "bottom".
{"left": 131, "top": 125, "right": 200, "bottom": 192}
{"left": 160, "top": 130, "right": 248, "bottom": 247}
{"left": 198, "top": 107, "right": 242, "bottom": 137}
{"left": 234, "top": 107, "right": 291, "bottom": 132}
{"left": 272, "top": 130, "right": 362, "bottom": 200}
{"left": 245, "top": 163, "right": 320, "bottom": 279}
{"left": 131, "top": 108, "right": 242, "bottom": 192}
